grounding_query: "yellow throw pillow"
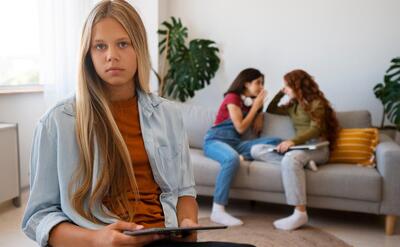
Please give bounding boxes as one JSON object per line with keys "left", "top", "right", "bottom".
{"left": 328, "top": 128, "right": 379, "bottom": 167}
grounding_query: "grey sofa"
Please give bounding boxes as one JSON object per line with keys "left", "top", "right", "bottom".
{"left": 177, "top": 104, "right": 400, "bottom": 235}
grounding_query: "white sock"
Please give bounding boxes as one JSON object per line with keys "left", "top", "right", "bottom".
{"left": 306, "top": 160, "right": 318, "bottom": 172}
{"left": 210, "top": 203, "right": 243, "bottom": 226}
{"left": 273, "top": 209, "right": 308, "bottom": 230}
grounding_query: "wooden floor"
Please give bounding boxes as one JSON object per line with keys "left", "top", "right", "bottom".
{"left": 0, "top": 191, "right": 399, "bottom": 247}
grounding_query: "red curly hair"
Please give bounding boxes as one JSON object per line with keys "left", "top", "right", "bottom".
{"left": 284, "top": 69, "right": 340, "bottom": 148}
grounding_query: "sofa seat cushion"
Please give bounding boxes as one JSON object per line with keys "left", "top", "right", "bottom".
{"left": 191, "top": 148, "right": 382, "bottom": 202}
{"left": 306, "top": 164, "right": 382, "bottom": 202}
{"left": 190, "top": 148, "right": 277, "bottom": 190}
{"left": 243, "top": 162, "right": 381, "bottom": 202}
{"left": 191, "top": 148, "right": 220, "bottom": 186}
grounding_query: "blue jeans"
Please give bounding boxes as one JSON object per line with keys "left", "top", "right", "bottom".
{"left": 203, "top": 120, "right": 281, "bottom": 205}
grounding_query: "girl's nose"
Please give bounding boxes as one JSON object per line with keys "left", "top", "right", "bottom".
{"left": 106, "top": 46, "right": 120, "bottom": 62}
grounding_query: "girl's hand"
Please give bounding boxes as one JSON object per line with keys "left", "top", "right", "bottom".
{"left": 276, "top": 140, "right": 295, "bottom": 153}
{"left": 253, "top": 90, "right": 267, "bottom": 110}
{"left": 90, "top": 221, "right": 165, "bottom": 247}
{"left": 171, "top": 218, "right": 199, "bottom": 242}
{"left": 252, "top": 112, "right": 264, "bottom": 136}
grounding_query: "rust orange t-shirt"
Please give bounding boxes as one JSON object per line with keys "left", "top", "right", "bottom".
{"left": 103, "top": 95, "right": 165, "bottom": 228}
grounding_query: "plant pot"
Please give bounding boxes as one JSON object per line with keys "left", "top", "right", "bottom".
{"left": 396, "top": 131, "right": 400, "bottom": 145}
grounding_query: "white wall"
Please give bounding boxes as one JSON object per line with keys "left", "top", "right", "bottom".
{"left": 128, "top": 0, "right": 159, "bottom": 92}
{"left": 0, "top": 93, "right": 46, "bottom": 188}
{"left": 160, "top": 0, "right": 400, "bottom": 126}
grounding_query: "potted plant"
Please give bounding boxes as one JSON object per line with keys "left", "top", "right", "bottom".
{"left": 373, "top": 57, "right": 400, "bottom": 143}
{"left": 156, "top": 17, "right": 220, "bottom": 102}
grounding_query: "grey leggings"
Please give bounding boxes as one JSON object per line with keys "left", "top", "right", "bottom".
{"left": 250, "top": 144, "right": 330, "bottom": 205}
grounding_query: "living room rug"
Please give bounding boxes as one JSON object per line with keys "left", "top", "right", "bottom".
{"left": 198, "top": 214, "right": 352, "bottom": 247}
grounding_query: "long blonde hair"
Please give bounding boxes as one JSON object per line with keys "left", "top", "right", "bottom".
{"left": 70, "top": 0, "right": 151, "bottom": 223}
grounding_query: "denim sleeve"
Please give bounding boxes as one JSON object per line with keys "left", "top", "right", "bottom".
{"left": 177, "top": 111, "right": 197, "bottom": 198}
{"left": 21, "top": 120, "right": 70, "bottom": 247}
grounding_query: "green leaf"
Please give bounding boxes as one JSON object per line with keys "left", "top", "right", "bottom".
{"left": 162, "top": 21, "right": 172, "bottom": 29}
{"left": 391, "top": 57, "right": 400, "bottom": 63}
{"left": 386, "top": 64, "right": 400, "bottom": 73}
{"left": 160, "top": 45, "right": 167, "bottom": 54}
{"left": 157, "top": 18, "right": 220, "bottom": 102}
{"left": 159, "top": 38, "right": 167, "bottom": 47}
{"left": 374, "top": 57, "right": 400, "bottom": 128}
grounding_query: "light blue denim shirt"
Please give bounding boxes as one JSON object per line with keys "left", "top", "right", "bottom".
{"left": 21, "top": 90, "right": 196, "bottom": 246}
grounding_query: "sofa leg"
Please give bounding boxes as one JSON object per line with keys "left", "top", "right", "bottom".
{"left": 385, "top": 215, "right": 397, "bottom": 235}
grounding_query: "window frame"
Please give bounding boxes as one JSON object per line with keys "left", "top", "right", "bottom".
{"left": 0, "top": 85, "right": 44, "bottom": 95}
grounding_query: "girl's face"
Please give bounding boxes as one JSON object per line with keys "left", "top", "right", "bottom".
{"left": 282, "top": 80, "right": 296, "bottom": 99}
{"left": 90, "top": 17, "right": 137, "bottom": 92}
{"left": 244, "top": 76, "right": 264, "bottom": 97}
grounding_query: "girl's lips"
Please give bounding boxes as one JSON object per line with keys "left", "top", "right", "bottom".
{"left": 106, "top": 68, "right": 124, "bottom": 75}
{"left": 106, "top": 67, "right": 124, "bottom": 72}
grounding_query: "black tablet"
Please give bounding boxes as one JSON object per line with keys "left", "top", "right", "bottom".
{"left": 123, "top": 225, "right": 228, "bottom": 237}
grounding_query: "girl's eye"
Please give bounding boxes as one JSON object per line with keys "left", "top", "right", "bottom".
{"left": 95, "top": 44, "right": 107, "bottom": 50}
{"left": 118, "top": 41, "right": 129, "bottom": 48}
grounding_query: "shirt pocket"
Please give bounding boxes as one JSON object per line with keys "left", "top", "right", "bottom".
{"left": 156, "top": 145, "right": 182, "bottom": 191}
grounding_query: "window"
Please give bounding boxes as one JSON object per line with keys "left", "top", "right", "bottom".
{"left": 0, "top": 0, "right": 40, "bottom": 88}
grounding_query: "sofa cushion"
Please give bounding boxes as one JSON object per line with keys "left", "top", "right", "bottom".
{"left": 191, "top": 148, "right": 220, "bottom": 186}
{"left": 329, "top": 128, "right": 379, "bottom": 167}
{"left": 177, "top": 103, "right": 216, "bottom": 149}
{"left": 240, "top": 160, "right": 284, "bottom": 192}
{"left": 336, "top": 111, "right": 372, "bottom": 128}
{"left": 261, "top": 113, "right": 295, "bottom": 140}
{"left": 192, "top": 147, "right": 381, "bottom": 202}
{"left": 190, "top": 148, "right": 278, "bottom": 190}
{"left": 306, "top": 164, "right": 382, "bottom": 202}
{"left": 246, "top": 161, "right": 381, "bottom": 202}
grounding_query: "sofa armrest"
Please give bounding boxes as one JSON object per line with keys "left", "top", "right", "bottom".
{"left": 379, "top": 133, "right": 394, "bottom": 143}
{"left": 376, "top": 140, "right": 400, "bottom": 216}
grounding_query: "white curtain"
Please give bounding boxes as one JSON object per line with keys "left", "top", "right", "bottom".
{"left": 38, "top": 0, "right": 159, "bottom": 107}
{"left": 38, "top": 0, "right": 96, "bottom": 107}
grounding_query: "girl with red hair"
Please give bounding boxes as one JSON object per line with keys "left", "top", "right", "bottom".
{"left": 251, "top": 69, "right": 340, "bottom": 230}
